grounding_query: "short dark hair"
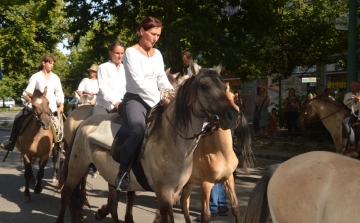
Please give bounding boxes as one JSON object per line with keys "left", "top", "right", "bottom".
{"left": 136, "top": 16, "right": 163, "bottom": 41}
{"left": 108, "top": 41, "right": 125, "bottom": 52}
{"left": 271, "top": 108, "right": 277, "bottom": 112}
{"left": 37, "top": 54, "right": 56, "bottom": 71}
{"left": 324, "top": 88, "right": 330, "bottom": 92}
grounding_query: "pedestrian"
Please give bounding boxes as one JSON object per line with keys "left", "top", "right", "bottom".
{"left": 323, "top": 88, "right": 335, "bottom": 100}
{"left": 233, "top": 90, "right": 244, "bottom": 111}
{"left": 255, "top": 87, "right": 270, "bottom": 138}
{"left": 342, "top": 80, "right": 360, "bottom": 150}
{"left": 182, "top": 51, "right": 201, "bottom": 77}
{"left": 284, "top": 88, "right": 301, "bottom": 141}
{"left": 1, "top": 54, "right": 64, "bottom": 151}
{"left": 76, "top": 64, "right": 99, "bottom": 105}
{"left": 93, "top": 41, "right": 126, "bottom": 115}
{"left": 114, "top": 16, "right": 174, "bottom": 191}
{"left": 196, "top": 183, "right": 229, "bottom": 221}
{"left": 268, "top": 108, "right": 278, "bottom": 138}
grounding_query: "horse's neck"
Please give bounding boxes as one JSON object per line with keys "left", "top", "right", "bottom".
{"left": 314, "top": 102, "right": 349, "bottom": 130}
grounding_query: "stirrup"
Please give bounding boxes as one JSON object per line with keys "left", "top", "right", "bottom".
{"left": 0, "top": 140, "right": 11, "bottom": 151}
{"left": 115, "top": 172, "right": 130, "bottom": 191}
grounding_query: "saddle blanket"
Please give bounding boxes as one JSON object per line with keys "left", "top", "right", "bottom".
{"left": 88, "top": 114, "right": 121, "bottom": 150}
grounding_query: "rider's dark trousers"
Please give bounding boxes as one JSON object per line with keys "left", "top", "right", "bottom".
{"left": 9, "top": 107, "right": 33, "bottom": 143}
{"left": 119, "top": 93, "right": 150, "bottom": 170}
{"left": 342, "top": 111, "right": 359, "bottom": 147}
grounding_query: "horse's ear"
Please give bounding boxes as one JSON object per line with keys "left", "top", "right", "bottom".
{"left": 165, "top": 67, "right": 171, "bottom": 76}
{"left": 309, "top": 93, "right": 313, "bottom": 99}
{"left": 74, "top": 91, "right": 81, "bottom": 100}
{"left": 190, "top": 61, "right": 200, "bottom": 76}
{"left": 215, "top": 61, "right": 223, "bottom": 75}
{"left": 225, "top": 82, "right": 230, "bottom": 91}
{"left": 43, "top": 87, "right": 47, "bottom": 97}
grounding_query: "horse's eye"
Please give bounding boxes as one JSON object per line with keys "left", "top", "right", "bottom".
{"left": 201, "top": 84, "right": 209, "bottom": 91}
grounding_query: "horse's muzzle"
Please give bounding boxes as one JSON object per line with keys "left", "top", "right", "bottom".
{"left": 220, "top": 109, "right": 238, "bottom": 130}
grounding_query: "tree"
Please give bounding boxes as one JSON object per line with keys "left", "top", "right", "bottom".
{"left": 0, "top": 0, "right": 66, "bottom": 100}
{"left": 240, "top": 0, "right": 348, "bottom": 81}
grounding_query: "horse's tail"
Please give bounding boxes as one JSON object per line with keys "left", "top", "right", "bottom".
{"left": 243, "top": 165, "right": 278, "bottom": 223}
{"left": 235, "top": 109, "right": 254, "bottom": 174}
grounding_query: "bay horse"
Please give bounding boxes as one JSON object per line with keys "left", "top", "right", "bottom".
{"left": 15, "top": 88, "right": 55, "bottom": 202}
{"left": 56, "top": 64, "right": 239, "bottom": 223}
{"left": 243, "top": 151, "right": 360, "bottom": 223}
{"left": 296, "top": 94, "right": 360, "bottom": 157}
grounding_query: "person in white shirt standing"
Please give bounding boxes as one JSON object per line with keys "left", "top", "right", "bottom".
{"left": 115, "top": 16, "right": 174, "bottom": 191}
{"left": 1, "top": 54, "right": 64, "bottom": 152}
{"left": 93, "top": 41, "right": 126, "bottom": 115}
{"left": 342, "top": 80, "right": 360, "bottom": 149}
{"left": 182, "top": 51, "right": 201, "bottom": 77}
{"left": 76, "top": 64, "right": 99, "bottom": 105}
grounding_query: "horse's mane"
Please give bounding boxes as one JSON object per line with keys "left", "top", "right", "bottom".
{"left": 313, "top": 95, "right": 346, "bottom": 109}
{"left": 173, "top": 69, "right": 222, "bottom": 134}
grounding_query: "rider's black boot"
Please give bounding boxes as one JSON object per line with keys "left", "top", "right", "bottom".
{"left": 115, "top": 168, "right": 130, "bottom": 191}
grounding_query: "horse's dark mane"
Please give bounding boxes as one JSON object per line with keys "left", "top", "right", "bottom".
{"left": 173, "top": 69, "right": 221, "bottom": 135}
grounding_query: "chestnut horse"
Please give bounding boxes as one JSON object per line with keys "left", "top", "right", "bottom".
{"left": 243, "top": 151, "right": 360, "bottom": 223}
{"left": 14, "top": 89, "right": 55, "bottom": 202}
{"left": 296, "top": 94, "right": 360, "bottom": 157}
{"left": 56, "top": 64, "right": 239, "bottom": 223}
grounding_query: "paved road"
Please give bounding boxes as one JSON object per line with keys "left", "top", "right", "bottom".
{"left": 0, "top": 128, "right": 274, "bottom": 223}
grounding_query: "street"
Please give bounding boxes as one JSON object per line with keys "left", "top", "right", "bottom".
{"left": 0, "top": 128, "right": 271, "bottom": 223}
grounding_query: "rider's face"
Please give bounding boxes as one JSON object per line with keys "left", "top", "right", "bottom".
{"left": 350, "top": 82, "right": 359, "bottom": 92}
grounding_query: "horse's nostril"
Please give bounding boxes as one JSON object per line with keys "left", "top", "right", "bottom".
{"left": 226, "top": 111, "right": 233, "bottom": 120}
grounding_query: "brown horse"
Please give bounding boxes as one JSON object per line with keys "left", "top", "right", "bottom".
{"left": 296, "top": 94, "right": 360, "bottom": 157}
{"left": 56, "top": 64, "right": 239, "bottom": 223}
{"left": 243, "top": 151, "right": 360, "bottom": 223}
{"left": 14, "top": 89, "right": 55, "bottom": 202}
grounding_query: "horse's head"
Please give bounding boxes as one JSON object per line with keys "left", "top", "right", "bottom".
{"left": 297, "top": 93, "right": 321, "bottom": 128}
{"left": 174, "top": 62, "right": 239, "bottom": 131}
{"left": 31, "top": 88, "right": 52, "bottom": 130}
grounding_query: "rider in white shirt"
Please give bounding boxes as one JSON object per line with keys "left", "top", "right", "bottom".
{"left": 182, "top": 51, "right": 201, "bottom": 77}
{"left": 76, "top": 64, "right": 99, "bottom": 105}
{"left": 1, "top": 54, "right": 64, "bottom": 151}
{"left": 93, "top": 41, "right": 126, "bottom": 115}
{"left": 342, "top": 80, "right": 360, "bottom": 149}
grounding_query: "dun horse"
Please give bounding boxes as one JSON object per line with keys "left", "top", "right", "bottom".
{"left": 14, "top": 89, "right": 55, "bottom": 202}
{"left": 170, "top": 73, "right": 253, "bottom": 223}
{"left": 56, "top": 65, "right": 239, "bottom": 223}
{"left": 296, "top": 94, "right": 360, "bottom": 157}
{"left": 243, "top": 151, "right": 360, "bottom": 223}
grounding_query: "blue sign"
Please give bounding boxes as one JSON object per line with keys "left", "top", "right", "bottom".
{"left": 0, "top": 66, "right": 2, "bottom": 80}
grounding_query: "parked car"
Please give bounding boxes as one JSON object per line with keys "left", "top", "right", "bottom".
{"left": 0, "top": 98, "right": 16, "bottom": 108}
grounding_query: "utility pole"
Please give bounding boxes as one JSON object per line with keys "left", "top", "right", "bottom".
{"left": 346, "top": 0, "right": 358, "bottom": 91}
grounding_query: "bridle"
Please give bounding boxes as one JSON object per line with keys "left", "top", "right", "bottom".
{"left": 33, "top": 106, "right": 53, "bottom": 127}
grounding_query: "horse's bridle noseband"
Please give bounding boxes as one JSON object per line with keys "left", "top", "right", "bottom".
{"left": 33, "top": 108, "right": 53, "bottom": 126}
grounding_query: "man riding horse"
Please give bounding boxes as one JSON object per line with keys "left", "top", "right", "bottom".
{"left": 342, "top": 80, "right": 360, "bottom": 150}
{"left": 1, "top": 54, "right": 64, "bottom": 152}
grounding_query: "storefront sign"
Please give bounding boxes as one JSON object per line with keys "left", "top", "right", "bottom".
{"left": 302, "top": 77, "right": 316, "bottom": 83}
{"left": 327, "top": 81, "right": 346, "bottom": 89}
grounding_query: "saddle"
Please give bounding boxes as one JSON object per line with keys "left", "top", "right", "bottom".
{"left": 88, "top": 103, "right": 164, "bottom": 165}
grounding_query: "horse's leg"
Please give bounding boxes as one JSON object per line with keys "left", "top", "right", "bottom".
{"left": 125, "top": 191, "right": 136, "bottom": 223}
{"left": 154, "top": 193, "right": 175, "bottom": 223}
{"left": 199, "top": 182, "right": 213, "bottom": 223}
{"left": 23, "top": 155, "right": 33, "bottom": 203}
{"left": 179, "top": 183, "right": 194, "bottom": 223}
{"left": 56, "top": 164, "right": 91, "bottom": 223}
{"left": 95, "top": 183, "right": 120, "bottom": 223}
{"left": 52, "top": 143, "right": 60, "bottom": 183}
{"left": 223, "top": 174, "right": 240, "bottom": 223}
{"left": 34, "top": 157, "right": 49, "bottom": 194}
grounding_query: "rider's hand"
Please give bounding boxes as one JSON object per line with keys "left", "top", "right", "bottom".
{"left": 25, "top": 95, "right": 31, "bottom": 103}
{"left": 57, "top": 104, "right": 64, "bottom": 114}
{"left": 114, "top": 102, "right": 121, "bottom": 109}
{"left": 161, "top": 98, "right": 170, "bottom": 107}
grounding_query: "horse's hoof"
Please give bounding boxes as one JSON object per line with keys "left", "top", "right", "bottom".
{"left": 23, "top": 195, "right": 32, "bottom": 203}
{"left": 95, "top": 209, "right": 106, "bottom": 221}
{"left": 34, "top": 185, "right": 43, "bottom": 194}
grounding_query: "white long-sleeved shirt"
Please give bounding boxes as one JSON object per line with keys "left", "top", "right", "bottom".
{"left": 95, "top": 61, "right": 126, "bottom": 111}
{"left": 24, "top": 71, "right": 64, "bottom": 112}
{"left": 123, "top": 47, "right": 173, "bottom": 107}
{"left": 77, "top": 78, "right": 99, "bottom": 95}
{"left": 343, "top": 91, "right": 360, "bottom": 114}
{"left": 187, "top": 62, "right": 201, "bottom": 77}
